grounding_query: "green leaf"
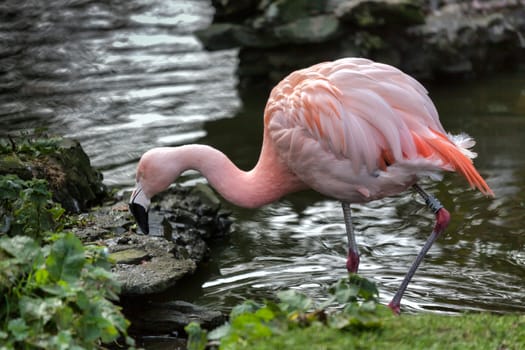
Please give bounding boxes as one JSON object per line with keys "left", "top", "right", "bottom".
{"left": 48, "top": 330, "right": 76, "bottom": 350}
{"left": 0, "top": 175, "right": 26, "bottom": 202}
{"left": 34, "top": 268, "right": 49, "bottom": 285}
{"left": 348, "top": 273, "right": 379, "bottom": 301}
{"left": 7, "top": 318, "right": 29, "bottom": 341}
{"left": 207, "top": 322, "right": 231, "bottom": 340}
{"left": 231, "top": 313, "right": 273, "bottom": 338}
{"left": 75, "top": 290, "right": 91, "bottom": 311}
{"left": 254, "top": 307, "right": 276, "bottom": 322}
{"left": 54, "top": 305, "right": 74, "bottom": 330}
{"left": 185, "top": 322, "right": 208, "bottom": 350}
{"left": 0, "top": 235, "right": 39, "bottom": 261}
{"left": 46, "top": 233, "right": 85, "bottom": 283}
{"left": 328, "top": 274, "right": 380, "bottom": 304}
{"left": 230, "top": 300, "right": 261, "bottom": 320}
{"left": 19, "top": 296, "right": 62, "bottom": 324}
{"left": 39, "top": 283, "right": 69, "bottom": 298}
{"left": 277, "top": 290, "right": 313, "bottom": 313}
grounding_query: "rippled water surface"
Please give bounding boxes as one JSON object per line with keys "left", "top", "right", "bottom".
{"left": 2, "top": 0, "right": 525, "bottom": 315}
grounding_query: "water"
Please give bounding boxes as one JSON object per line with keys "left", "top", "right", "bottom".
{"left": 2, "top": 0, "right": 525, "bottom": 315}
{"left": 0, "top": 0, "right": 239, "bottom": 186}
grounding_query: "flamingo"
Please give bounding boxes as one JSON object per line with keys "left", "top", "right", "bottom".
{"left": 129, "top": 57, "right": 493, "bottom": 313}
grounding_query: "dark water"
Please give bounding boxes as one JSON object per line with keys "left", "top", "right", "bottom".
{"left": 2, "top": 0, "right": 525, "bottom": 315}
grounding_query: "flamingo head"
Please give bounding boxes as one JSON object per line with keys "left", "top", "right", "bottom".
{"left": 129, "top": 182, "right": 151, "bottom": 234}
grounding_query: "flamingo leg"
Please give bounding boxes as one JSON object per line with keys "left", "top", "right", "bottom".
{"left": 342, "top": 202, "right": 360, "bottom": 273}
{"left": 388, "top": 183, "right": 451, "bottom": 314}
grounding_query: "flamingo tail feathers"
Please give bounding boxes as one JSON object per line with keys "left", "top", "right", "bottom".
{"left": 411, "top": 130, "right": 494, "bottom": 197}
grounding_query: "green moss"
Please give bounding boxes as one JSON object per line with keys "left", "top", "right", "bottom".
{"left": 0, "top": 134, "right": 107, "bottom": 212}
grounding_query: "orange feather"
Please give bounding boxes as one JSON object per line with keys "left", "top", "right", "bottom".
{"left": 411, "top": 130, "right": 494, "bottom": 196}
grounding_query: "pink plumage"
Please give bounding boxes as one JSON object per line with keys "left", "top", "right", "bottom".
{"left": 129, "top": 57, "right": 493, "bottom": 313}
{"left": 265, "top": 57, "right": 492, "bottom": 202}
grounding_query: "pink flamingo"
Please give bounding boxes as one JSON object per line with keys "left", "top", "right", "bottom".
{"left": 129, "top": 57, "right": 493, "bottom": 313}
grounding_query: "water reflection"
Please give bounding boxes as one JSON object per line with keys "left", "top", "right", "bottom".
{"left": 1, "top": 0, "right": 525, "bottom": 315}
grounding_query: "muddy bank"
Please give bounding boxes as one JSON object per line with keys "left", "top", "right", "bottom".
{"left": 197, "top": 0, "right": 525, "bottom": 85}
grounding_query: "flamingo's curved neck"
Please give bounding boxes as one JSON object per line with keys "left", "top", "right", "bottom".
{"left": 166, "top": 141, "right": 306, "bottom": 208}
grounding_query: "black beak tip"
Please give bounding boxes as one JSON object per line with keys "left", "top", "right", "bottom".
{"left": 129, "top": 202, "right": 149, "bottom": 235}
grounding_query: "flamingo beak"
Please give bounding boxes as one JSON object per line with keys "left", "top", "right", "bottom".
{"left": 129, "top": 202, "right": 149, "bottom": 234}
{"left": 129, "top": 184, "right": 150, "bottom": 235}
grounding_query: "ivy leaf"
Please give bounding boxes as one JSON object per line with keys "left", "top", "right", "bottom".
{"left": 230, "top": 300, "right": 261, "bottom": 320}
{"left": 328, "top": 274, "right": 379, "bottom": 304}
{"left": 19, "top": 296, "right": 62, "bottom": 324}
{"left": 277, "top": 290, "right": 313, "bottom": 313}
{"left": 0, "top": 235, "right": 40, "bottom": 261}
{"left": 54, "top": 305, "right": 74, "bottom": 330}
{"left": 48, "top": 330, "right": 77, "bottom": 350}
{"left": 348, "top": 274, "right": 379, "bottom": 301}
{"left": 46, "top": 233, "right": 85, "bottom": 283}
{"left": 328, "top": 278, "right": 359, "bottom": 304}
{"left": 0, "top": 175, "right": 26, "bottom": 202}
{"left": 7, "top": 318, "right": 29, "bottom": 341}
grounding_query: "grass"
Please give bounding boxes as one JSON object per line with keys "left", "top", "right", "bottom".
{"left": 239, "top": 312, "right": 525, "bottom": 350}
{"left": 187, "top": 275, "right": 525, "bottom": 350}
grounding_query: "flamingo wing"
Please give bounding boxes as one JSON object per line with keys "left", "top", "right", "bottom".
{"left": 264, "top": 58, "right": 492, "bottom": 201}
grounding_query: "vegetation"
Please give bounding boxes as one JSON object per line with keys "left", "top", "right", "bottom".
{"left": 186, "top": 274, "right": 525, "bottom": 350}
{"left": 0, "top": 135, "right": 65, "bottom": 158}
{"left": 2, "top": 136, "right": 524, "bottom": 349}
{"left": 185, "top": 274, "right": 390, "bottom": 349}
{"left": 0, "top": 174, "right": 134, "bottom": 349}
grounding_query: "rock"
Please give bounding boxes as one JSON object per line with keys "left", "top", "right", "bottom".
{"left": 155, "top": 185, "right": 232, "bottom": 243}
{"left": 273, "top": 15, "right": 340, "bottom": 44}
{"left": 335, "top": 0, "right": 425, "bottom": 27}
{"left": 199, "top": 0, "right": 525, "bottom": 85}
{"left": 263, "top": 0, "right": 328, "bottom": 24}
{"left": 196, "top": 23, "right": 277, "bottom": 50}
{"left": 0, "top": 135, "right": 107, "bottom": 213}
{"left": 211, "top": 0, "right": 259, "bottom": 21}
{"left": 71, "top": 184, "right": 232, "bottom": 296}
{"left": 110, "top": 248, "right": 150, "bottom": 265}
{"left": 124, "top": 300, "right": 226, "bottom": 335}
{"left": 108, "top": 234, "right": 198, "bottom": 295}
{"left": 407, "top": 6, "right": 525, "bottom": 76}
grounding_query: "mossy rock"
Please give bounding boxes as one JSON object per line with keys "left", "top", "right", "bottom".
{"left": 0, "top": 135, "right": 107, "bottom": 212}
{"left": 335, "top": 0, "right": 425, "bottom": 27}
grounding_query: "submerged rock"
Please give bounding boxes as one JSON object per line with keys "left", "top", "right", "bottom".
{"left": 124, "top": 300, "right": 225, "bottom": 335}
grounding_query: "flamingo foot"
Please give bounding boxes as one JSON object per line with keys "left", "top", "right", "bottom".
{"left": 346, "top": 250, "right": 360, "bottom": 273}
{"left": 387, "top": 301, "right": 401, "bottom": 315}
